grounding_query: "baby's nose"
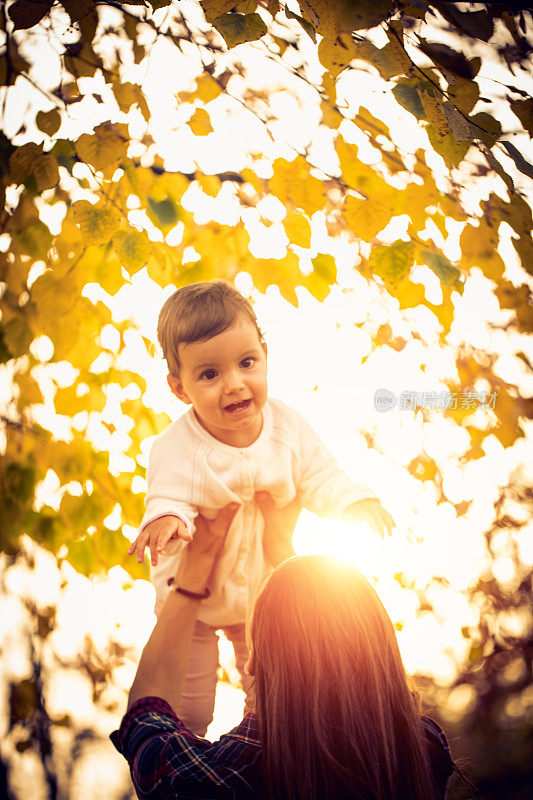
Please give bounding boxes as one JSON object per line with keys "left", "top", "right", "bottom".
{"left": 224, "top": 370, "right": 244, "bottom": 393}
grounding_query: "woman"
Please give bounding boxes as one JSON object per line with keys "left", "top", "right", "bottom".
{"left": 112, "top": 498, "right": 454, "bottom": 799}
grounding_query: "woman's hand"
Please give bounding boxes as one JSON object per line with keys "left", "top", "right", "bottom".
{"left": 255, "top": 492, "right": 300, "bottom": 566}
{"left": 175, "top": 503, "right": 240, "bottom": 594}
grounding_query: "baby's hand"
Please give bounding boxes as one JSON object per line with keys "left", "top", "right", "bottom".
{"left": 345, "top": 499, "right": 395, "bottom": 538}
{"left": 128, "top": 515, "right": 192, "bottom": 566}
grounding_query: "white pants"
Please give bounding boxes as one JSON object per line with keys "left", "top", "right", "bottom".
{"left": 177, "top": 619, "right": 253, "bottom": 737}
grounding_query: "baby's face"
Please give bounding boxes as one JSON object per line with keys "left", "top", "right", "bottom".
{"left": 168, "top": 315, "right": 268, "bottom": 447}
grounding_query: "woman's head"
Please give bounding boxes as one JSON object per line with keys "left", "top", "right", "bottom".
{"left": 250, "top": 556, "right": 437, "bottom": 800}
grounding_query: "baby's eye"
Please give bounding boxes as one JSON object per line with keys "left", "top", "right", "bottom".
{"left": 240, "top": 357, "right": 255, "bottom": 369}
{"left": 200, "top": 369, "right": 217, "bottom": 381}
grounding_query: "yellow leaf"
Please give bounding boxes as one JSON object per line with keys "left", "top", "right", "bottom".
{"left": 460, "top": 219, "right": 504, "bottom": 280}
{"left": 36, "top": 109, "right": 61, "bottom": 136}
{"left": 33, "top": 153, "right": 59, "bottom": 191}
{"left": 283, "top": 211, "right": 311, "bottom": 248}
{"left": 201, "top": 0, "right": 235, "bottom": 23}
{"left": 297, "top": 0, "right": 337, "bottom": 39}
{"left": 31, "top": 272, "right": 79, "bottom": 335}
{"left": 335, "top": 136, "right": 393, "bottom": 198}
{"left": 303, "top": 253, "right": 336, "bottom": 301}
{"left": 385, "top": 20, "right": 413, "bottom": 74}
{"left": 188, "top": 107, "right": 213, "bottom": 136}
{"left": 241, "top": 168, "right": 263, "bottom": 193}
{"left": 77, "top": 244, "right": 124, "bottom": 294}
{"left": 333, "top": 0, "right": 393, "bottom": 32}
{"left": 195, "top": 74, "right": 222, "bottom": 103}
{"left": 9, "top": 142, "right": 43, "bottom": 184}
{"left": 343, "top": 195, "right": 393, "bottom": 242}
{"left": 419, "top": 89, "right": 449, "bottom": 136}
{"left": 73, "top": 200, "right": 121, "bottom": 246}
{"left": 113, "top": 81, "right": 150, "bottom": 120}
{"left": 427, "top": 126, "right": 471, "bottom": 168}
{"left": 316, "top": 35, "right": 354, "bottom": 75}
{"left": 269, "top": 156, "right": 325, "bottom": 216}
{"left": 197, "top": 174, "right": 221, "bottom": 197}
{"left": 15, "top": 371, "right": 44, "bottom": 406}
{"left": 54, "top": 383, "right": 81, "bottom": 416}
{"left": 75, "top": 123, "right": 128, "bottom": 175}
{"left": 320, "top": 99, "right": 343, "bottom": 129}
{"left": 447, "top": 76, "right": 480, "bottom": 115}
{"left": 251, "top": 252, "right": 302, "bottom": 305}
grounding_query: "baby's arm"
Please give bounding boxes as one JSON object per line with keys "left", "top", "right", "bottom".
{"left": 131, "top": 431, "right": 197, "bottom": 565}
{"left": 295, "top": 413, "right": 394, "bottom": 533}
{"left": 343, "top": 499, "right": 394, "bottom": 538}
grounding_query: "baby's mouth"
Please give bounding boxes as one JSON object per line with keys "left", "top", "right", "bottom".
{"left": 225, "top": 399, "right": 252, "bottom": 413}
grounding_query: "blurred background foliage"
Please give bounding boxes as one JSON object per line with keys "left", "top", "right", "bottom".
{"left": 0, "top": 1, "right": 532, "bottom": 798}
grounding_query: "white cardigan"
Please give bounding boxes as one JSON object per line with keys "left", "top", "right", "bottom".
{"left": 142, "top": 398, "right": 376, "bottom": 626}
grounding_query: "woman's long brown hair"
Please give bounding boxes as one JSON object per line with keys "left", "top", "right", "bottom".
{"left": 251, "top": 556, "right": 439, "bottom": 800}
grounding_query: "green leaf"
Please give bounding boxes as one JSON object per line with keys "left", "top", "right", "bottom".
{"left": 72, "top": 200, "right": 121, "bottom": 246}
{"left": 470, "top": 112, "right": 502, "bottom": 148}
{"left": 147, "top": 195, "right": 180, "bottom": 229}
{"left": 421, "top": 251, "right": 461, "bottom": 288}
{"left": 392, "top": 81, "right": 425, "bottom": 120}
{"left": 368, "top": 240, "right": 414, "bottom": 286}
{"left": 213, "top": 12, "right": 267, "bottom": 49}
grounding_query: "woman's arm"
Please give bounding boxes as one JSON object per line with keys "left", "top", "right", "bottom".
{"left": 255, "top": 491, "right": 300, "bottom": 566}
{"left": 127, "top": 503, "right": 238, "bottom": 711}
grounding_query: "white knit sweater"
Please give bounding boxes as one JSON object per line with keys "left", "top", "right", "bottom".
{"left": 142, "top": 398, "right": 376, "bottom": 626}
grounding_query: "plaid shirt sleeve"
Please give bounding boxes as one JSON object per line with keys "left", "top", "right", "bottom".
{"left": 110, "top": 697, "right": 262, "bottom": 800}
{"left": 421, "top": 715, "right": 454, "bottom": 800}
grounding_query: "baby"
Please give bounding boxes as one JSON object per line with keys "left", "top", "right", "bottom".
{"left": 128, "top": 280, "right": 393, "bottom": 735}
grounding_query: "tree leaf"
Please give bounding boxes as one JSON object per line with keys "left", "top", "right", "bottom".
{"left": 36, "top": 109, "right": 61, "bottom": 136}
{"left": 147, "top": 195, "right": 180, "bottom": 230}
{"left": 188, "top": 107, "right": 213, "bottom": 136}
{"left": 113, "top": 229, "right": 152, "bottom": 274}
{"left": 417, "top": 38, "right": 476, "bottom": 79}
{"left": 9, "top": 142, "right": 43, "bottom": 184}
{"left": 75, "top": 123, "right": 128, "bottom": 175}
{"left": 368, "top": 240, "right": 414, "bottom": 287}
{"left": 343, "top": 195, "right": 393, "bottom": 242}
{"left": 8, "top": 0, "right": 52, "bottom": 31}
{"left": 470, "top": 112, "right": 502, "bottom": 148}
{"left": 427, "top": 126, "right": 471, "bottom": 168}
{"left": 500, "top": 140, "right": 533, "bottom": 179}
{"left": 509, "top": 98, "right": 533, "bottom": 137}
{"left": 421, "top": 250, "right": 462, "bottom": 288}
{"left": 283, "top": 210, "right": 311, "bottom": 248}
{"left": 269, "top": 156, "right": 325, "bottom": 217}
{"left": 213, "top": 12, "right": 267, "bottom": 49}
{"left": 33, "top": 153, "right": 59, "bottom": 191}
{"left": 73, "top": 200, "right": 121, "bottom": 246}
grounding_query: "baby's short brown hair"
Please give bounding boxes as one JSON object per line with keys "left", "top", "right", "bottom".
{"left": 158, "top": 280, "right": 263, "bottom": 376}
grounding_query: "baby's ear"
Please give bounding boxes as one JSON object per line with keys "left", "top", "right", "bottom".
{"left": 262, "top": 341, "right": 268, "bottom": 358}
{"left": 167, "top": 374, "right": 191, "bottom": 404}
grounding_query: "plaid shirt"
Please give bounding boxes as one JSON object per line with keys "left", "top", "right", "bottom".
{"left": 111, "top": 696, "right": 452, "bottom": 800}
